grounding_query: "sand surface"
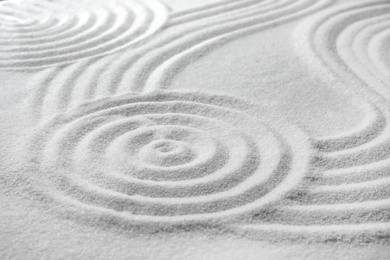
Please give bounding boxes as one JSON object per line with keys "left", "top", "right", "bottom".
{"left": 1, "top": 0, "right": 390, "bottom": 259}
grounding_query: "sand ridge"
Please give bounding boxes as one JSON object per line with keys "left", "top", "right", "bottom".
{"left": 23, "top": 91, "right": 311, "bottom": 228}
{"left": 2, "top": 0, "right": 390, "bottom": 256}
{"left": 0, "top": 0, "right": 168, "bottom": 69}
{"left": 25, "top": 0, "right": 331, "bottom": 122}
{"left": 227, "top": 0, "right": 390, "bottom": 242}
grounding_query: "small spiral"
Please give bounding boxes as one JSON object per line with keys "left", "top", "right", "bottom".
{"left": 27, "top": 91, "right": 310, "bottom": 227}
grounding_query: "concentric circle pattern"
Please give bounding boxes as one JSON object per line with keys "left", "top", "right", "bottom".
{"left": 27, "top": 92, "right": 310, "bottom": 227}
{"left": 0, "top": 0, "right": 167, "bottom": 69}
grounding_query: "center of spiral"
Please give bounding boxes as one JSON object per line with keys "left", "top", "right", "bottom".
{"left": 153, "top": 141, "right": 177, "bottom": 154}
{"left": 139, "top": 139, "right": 195, "bottom": 167}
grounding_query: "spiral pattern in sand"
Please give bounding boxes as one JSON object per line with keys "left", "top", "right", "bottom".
{"left": 0, "top": 0, "right": 167, "bottom": 69}
{"left": 27, "top": 92, "right": 310, "bottom": 227}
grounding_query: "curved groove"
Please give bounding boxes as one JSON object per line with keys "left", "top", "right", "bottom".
{"left": 313, "top": 120, "right": 390, "bottom": 169}
{"left": 169, "top": 0, "right": 273, "bottom": 26}
{"left": 29, "top": 0, "right": 331, "bottom": 122}
{"left": 0, "top": 0, "right": 168, "bottom": 69}
{"left": 231, "top": 222, "right": 390, "bottom": 243}
{"left": 312, "top": 103, "right": 387, "bottom": 152}
{"left": 25, "top": 92, "right": 310, "bottom": 227}
{"left": 241, "top": 1, "right": 390, "bottom": 242}
{"left": 139, "top": 0, "right": 332, "bottom": 93}
{"left": 319, "top": 157, "right": 390, "bottom": 185}
{"left": 236, "top": 0, "right": 390, "bottom": 241}
{"left": 99, "top": 0, "right": 299, "bottom": 94}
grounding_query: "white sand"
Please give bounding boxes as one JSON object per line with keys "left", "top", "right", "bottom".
{"left": 1, "top": 0, "right": 390, "bottom": 259}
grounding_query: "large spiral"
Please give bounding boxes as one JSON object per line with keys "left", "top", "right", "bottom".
{"left": 26, "top": 92, "right": 310, "bottom": 227}
{"left": 0, "top": 0, "right": 167, "bottom": 69}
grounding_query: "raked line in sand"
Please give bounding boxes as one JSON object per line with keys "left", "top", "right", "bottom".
{"left": 23, "top": 90, "right": 390, "bottom": 243}
{"left": 22, "top": 91, "right": 311, "bottom": 228}
{"left": 230, "top": 0, "right": 390, "bottom": 243}
{"left": 232, "top": 104, "right": 390, "bottom": 243}
{"left": 25, "top": 0, "right": 332, "bottom": 122}
{"left": 83, "top": 0, "right": 332, "bottom": 93}
{"left": 6, "top": 0, "right": 390, "bottom": 244}
{"left": 0, "top": 0, "right": 167, "bottom": 69}
{"left": 294, "top": 0, "right": 390, "bottom": 102}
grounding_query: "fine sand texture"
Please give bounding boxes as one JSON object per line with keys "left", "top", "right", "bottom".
{"left": 1, "top": 0, "right": 390, "bottom": 259}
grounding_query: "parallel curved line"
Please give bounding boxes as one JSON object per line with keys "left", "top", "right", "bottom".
{"left": 312, "top": 177, "right": 390, "bottom": 193}
{"left": 0, "top": 0, "right": 168, "bottom": 69}
{"left": 337, "top": 5, "right": 390, "bottom": 101}
{"left": 141, "top": 0, "right": 333, "bottom": 92}
{"left": 312, "top": 103, "right": 387, "bottom": 152}
{"left": 231, "top": 222, "right": 390, "bottom": 242}
{"left": 30, "top": 66, "right": 62, "bottom": 121}
{"left": 238, "top": 1, "right": 390, "bottom": 241}
{"left": 30, "top": 0, "right": 331, "bottom": 122}
{"left": 168, "top": 0, "right": 273, "bottom": 26}
{"left": 314, "top": 120, "right": 390, "bottom": 169}
{"left": 319, "top": 157, "right": 390, "bottom": 185}
{"left": 293, "top": 0, "right": 390, "bottom": 201}
{"left": 30, "top": 0, "right": 306, "bottom": 121}
{"left": 2, "top": 4, "right": 137, "bottom": 53}
{"left": 21, "top": 0, "right": 168, "bottom": 121}
{"left": 298, "top": 176, "right": 390, "bottom": 204}
{"left": 170, "top": 0, "right": 247, "bottom": 19}
{"left": 284, "top": 198, "right": 390, "bottom": 213}
{"left": 97, "top": 0, "right": 293, "bottom": 95}
{"left": 294, "top": 0, "right": 390, "bottom": 105}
